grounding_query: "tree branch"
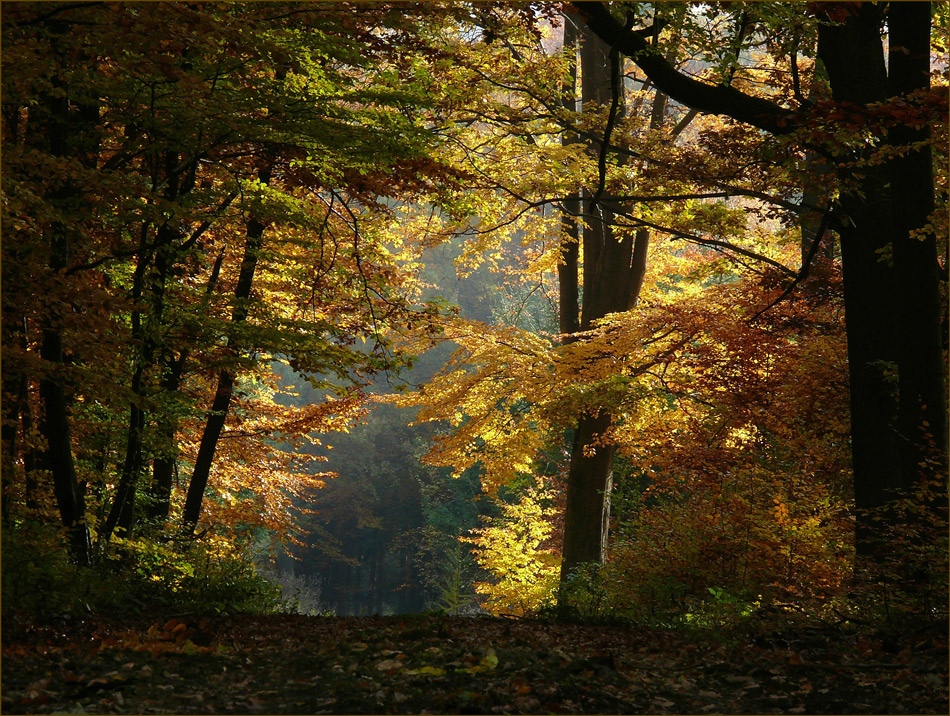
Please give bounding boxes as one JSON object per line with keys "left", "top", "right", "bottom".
{"left": 571, "top": 3, "right": 798, "bottom": 135}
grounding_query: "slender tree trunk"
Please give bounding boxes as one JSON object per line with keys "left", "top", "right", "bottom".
{"left": 2, "top": 373, "right": 20, "bottom": 524}
{"left": 559, "top": 16, "right": 581, "bottom": 344}
{"left": 1, "top": 321, "right": 37, "bottom": 520}
{"left": 798, "top": 64, "right": 834, "bottom": 265}
{"left": 148, "top": 249, "right": 225, "bottom": 522}
{"left": 147, "top": 363, "right": 184, "bottom": 524}
{"left": 16, "top": 372, "right": 40, "bottom": 513}
{"left": 102, "top": 148, "right": 202, "bottom": 539}
{"left": 37, "top": 88, "right": 96, "bottom": 564}
{"left": 100, "top": 221, "right": 177, "bottom": 542}
{"left": 182, "top": 169, "right": 271, "bottom": 534}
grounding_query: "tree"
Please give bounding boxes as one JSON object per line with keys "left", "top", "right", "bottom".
{"left": 1, "top": 2, "right": 471, "bottom": 569}
{"left": 574, "top": 0, "right": 948, "bottom": 559}
{"left": 391, "top": 2, "right": 945, "bottom": 621}
{"left": 181, "top": 166, "right": 273, "bottom": 535}
{"left": 558, "top": 11, "right": 676, "bottom": 590}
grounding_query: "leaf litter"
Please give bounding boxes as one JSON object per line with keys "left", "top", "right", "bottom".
{"left": 1, "top": 613, "right": 946, "bottom": 714}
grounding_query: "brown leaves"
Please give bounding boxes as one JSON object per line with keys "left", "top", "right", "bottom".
{"left": 5, "top": 614, "right": 948, "bottom": 714}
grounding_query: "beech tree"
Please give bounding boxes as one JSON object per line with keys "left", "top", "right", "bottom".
{"left": 1, "top": 2, "right": 468, "bottom": 561}
{"left": 3, "top": 1, "right": 944, "bottom": 622}
{"left": 393, "top": 2, "right": 945, "bottom": 620}
{"left": 574, "top": 1, "right": 948, "bottom": 559}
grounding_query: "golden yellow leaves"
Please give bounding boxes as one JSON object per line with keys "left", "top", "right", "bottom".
{"left": 390, "top": 300, "right": 697, "bottom": 493}
{"left": 465, "top": 487, "right": 560, "bottom": 616}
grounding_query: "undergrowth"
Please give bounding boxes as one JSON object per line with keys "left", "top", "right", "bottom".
{"left": 1, "top": 521, "right": 290, "bottom": 625}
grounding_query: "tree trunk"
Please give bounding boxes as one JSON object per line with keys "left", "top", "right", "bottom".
{"left": 886, "top": 2, "right": 948, "bottom": 499}
{"left": 100, "top": 202, "right": 179, "bottom": 542}
{"left": 148, "top": 249, "right": 225, "bottom": 523}
{"left": 559, "top": 20, "right": 656, "bottom": 594}
{"left": 558, "top": 17, "right": 661, "bottom": 595}
{"left": 147, "top": 365, "right": 183, "bottom": 524}
{"left": 817, "top": 4, "right": 899, "bottom": 532}
{"left": 558, "top": 20, "right": 617, "bottom": 589}
{"left": 818, "top": 1, "right": 947, "bottom": 554}
{"left": 180, "top": 356, "right": 236, "bottom": 533}
{"left": 36, "top": 87, "right": 97, "bottom": 565}
{"left": 182, "top": 170, "right": 271, "bottom": 534}
{"left": 1, "top": 320, "right": 39, "bottom": 520}
{"left": 560, "top": 411, "right": 614, "bottom": 578}
{"left": 40, "top": 327, "right": 91, "bottom": 564}
{"left": 559, "top": 15, "right": 581, "bottom": 343}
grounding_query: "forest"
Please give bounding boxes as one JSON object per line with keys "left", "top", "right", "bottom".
{"left": 2, "top": 2, "right": 948, "bottom": 714}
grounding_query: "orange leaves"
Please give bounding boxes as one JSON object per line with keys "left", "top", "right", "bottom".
{"left": 601, "top": 264, "right": 853, "bottom": 617}
{"left": 87, "top": 618, "right": 219, "bottom": 657}
{"left": 393, "top": 302, "right": 700, "bottom": 494}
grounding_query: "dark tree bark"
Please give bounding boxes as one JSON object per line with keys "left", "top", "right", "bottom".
{"left": 147, "top": 249, "right": 225, "bottom": 523}
{"left": 797, "top": 64, "right": 834, "bottom": 265}
{"left": 559, "top": 15, "right": 581, "bottom": 344}
{"left": 886, "top": 2, "right": 948, "bottom": 500}
{"left": 2, "top": 372, "right": 21, "bottom": 525}
{"left": 182, "top": 169, "right": 271, "bottom": 534}
{"left": 1, "top": 320, "right": 39, "bottom": 520}
{"left": 40, "top": 324, "right": 91, "bottom": 564}
{"left": 558, "top": 20, "right": 654, "bottom": 593}
{"left": 817, "top": 2, "right": 948, "bottom": 550}
{"left": 561, "top": 411, "right": 615, "bottom": 581}
{"left": 575, "top": 4, "right": 796, "bottom": 136}
{"left": 573, "top": 1, "right": 947, "bottom": 560}
{"left": 815, "top": 3, "right": 904, "bottom": 543}
{"left": 99, "top": 231, "right": 153, "bottom": 543}
{"left": 33, "top": 84, "right": 99, "bottom": 564}
{"left": 100, "top": 150, "right": 188, "bottom": 542}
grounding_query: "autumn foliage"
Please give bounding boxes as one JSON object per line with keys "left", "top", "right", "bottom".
{"left": 2, "top": 2, "right": 946, "bottom": 629}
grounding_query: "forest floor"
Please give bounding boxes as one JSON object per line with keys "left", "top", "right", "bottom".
{"left": 2, "top": 613, "right": 947, "bottom": 715}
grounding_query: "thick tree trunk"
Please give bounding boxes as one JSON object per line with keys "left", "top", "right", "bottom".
{"left": 40, "top": 330, "right": 91, "bottom": 564}
{"left": 559, "top": 21, "right": 656, "bottom": 593}
{"left": 560, "top": 411, "right": 614, "bottom": 578}
{"left": 818, "top": 1, "right": 947, "bottom": 554}
{"left": 182, "top": 174, "right": 270, "bottom": 534}
{"left": 36, "top": 88, "right": 96, "bottom": 564}
{"left": 558, "top": 22, "right": 618, "bottom": 588}
{"left": 558, "top": 19, "right": 659, "bottom": 599}
{"left": 886, "top": 2, "right": 948, "bottom": 498}
{"left": 817, "top": 3, "right": 900, "bottom": 526}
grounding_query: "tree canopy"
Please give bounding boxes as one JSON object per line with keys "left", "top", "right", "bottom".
{"left": 2, "top": 1, "right": 946, "bottom": 633}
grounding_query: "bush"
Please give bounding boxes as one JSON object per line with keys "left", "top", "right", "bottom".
{"left": 1, "top": 522, "right": 288, "bottom": 623}
{"left": 1, "top": 521, "right": 98, "bottom": 620}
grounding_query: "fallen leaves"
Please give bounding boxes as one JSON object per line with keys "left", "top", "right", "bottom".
{"left": 375, "top": 659, "right": 405, "bottom": 672}
{"left": 1, "top": 614, "right": 947, "bottom": 714}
